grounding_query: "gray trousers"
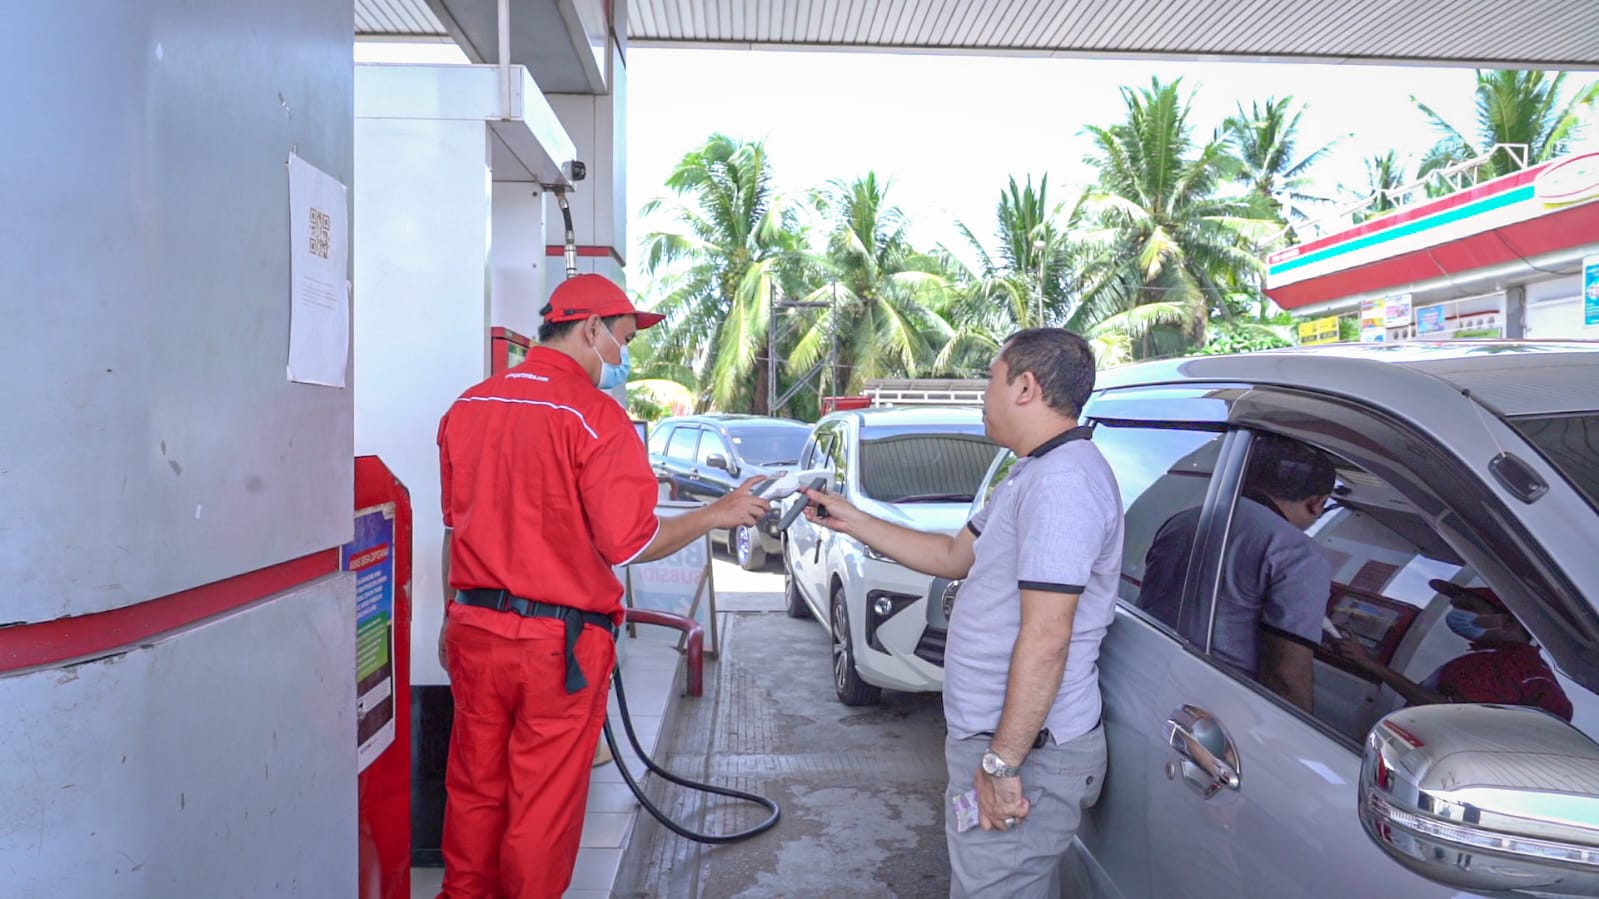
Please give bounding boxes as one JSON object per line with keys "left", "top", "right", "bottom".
{"left": 944, "top": 724, "right": 1107, "bottom": 898}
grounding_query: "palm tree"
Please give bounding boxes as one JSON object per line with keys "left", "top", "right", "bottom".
{"left": 784, "top": 173, "right": 951, "bottom": 400}
{"left": 1348, "top": 151, "right": 1410, "bottom": 224}
{"left": 1074, "top": 77, "right": 1277, "bottom": 359}
{"left": 932, "top": 175, "right": 1083, "bottom": 374}
{"left": 638, "top": 134, "right": 809, "bottom": 413}
{"left": 1414, "top": 69, "right": 1599, "bottom": 188}
{"left": 1223, "top": 96, "right": 1342, "bottom": 230}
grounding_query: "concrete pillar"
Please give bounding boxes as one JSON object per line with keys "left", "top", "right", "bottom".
{"left": 1503, "top": 284, "right": 1527, "bottom": 338}
{"left": 545, "top": 41, "right": 629, "bottom": 293}
{"left": 0, "top": 2, "right": 356, "bottom": 893}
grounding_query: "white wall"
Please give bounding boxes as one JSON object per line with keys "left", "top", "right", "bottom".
{"left": 354, "top": 96, "right": 494, "bottom": 687}
{"left": 491, "top": 183, "right": 548, "bottom": 338}
{"left": 0, "top": 2, "right": 358, "bottom": 891}
{"left": 0, "top": 575, "right": 357, "bottom": 896}
{"left": 1524, "top": 271, "right": 1599, "bottom": 339}
{"left": 0, "top": 0, "right": 355, "bottom": 619}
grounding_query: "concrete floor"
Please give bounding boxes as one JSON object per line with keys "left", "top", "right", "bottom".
{"left": 614, "top": 559, "right": 951, "bottom": 898}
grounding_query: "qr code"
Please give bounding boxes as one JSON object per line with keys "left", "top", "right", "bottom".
{"left": 308, "top": 207, "right": 331, "bottom": 259}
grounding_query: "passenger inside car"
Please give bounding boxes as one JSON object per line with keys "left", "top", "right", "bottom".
{"left": 1331, "top": 579, "right": 1572, "bottom": 721}
{"left": 1139, "top": 434, "right": 1338, "bottom": 712}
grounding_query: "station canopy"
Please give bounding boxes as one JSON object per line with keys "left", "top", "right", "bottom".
{"left": 356, "top": 0, "right": 1599, "bottom": 72}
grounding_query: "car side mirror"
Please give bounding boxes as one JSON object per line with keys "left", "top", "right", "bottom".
{"left": 705, "top": 453, "right": 731, "bottom": 472}
{"left": 1360, "top": 703, "right": 1599, "bottom": 896}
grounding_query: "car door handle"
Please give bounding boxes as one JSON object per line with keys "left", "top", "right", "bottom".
{"left": 1164, "top": 705, "right": 1241, "bottom": 797}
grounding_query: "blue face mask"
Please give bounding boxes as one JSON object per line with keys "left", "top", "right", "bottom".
{"left": 593, "top": 325, "right": 631, "bottom": 390}
{"left": 1445, "top": 608, "right": 1487, "bottom": 641}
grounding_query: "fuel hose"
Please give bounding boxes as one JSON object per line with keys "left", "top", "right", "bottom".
{"left": 602, "top": 664, "right": 781, "bottom": 844}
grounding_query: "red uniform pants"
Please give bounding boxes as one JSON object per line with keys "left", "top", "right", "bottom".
{"left": 439, "top": 617, "right": 616, "bottom": 898}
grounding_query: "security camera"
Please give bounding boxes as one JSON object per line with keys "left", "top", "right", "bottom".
{"left": 563, "top": 160, "right": 587, "bottom": 182}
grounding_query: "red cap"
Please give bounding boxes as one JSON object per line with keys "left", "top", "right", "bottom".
{"left": 539, "top": 274, "right": 665, "bottom": 329}
{"left": 1429, "top": 579, "right": 1509, "bottom": 613}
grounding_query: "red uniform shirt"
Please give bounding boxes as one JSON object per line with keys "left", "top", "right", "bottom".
{"left": 1427, "top": 640, "right": 1574, "bottom": 721}
{"left": 438, "top": 347, "right": 658, "bottom": 632}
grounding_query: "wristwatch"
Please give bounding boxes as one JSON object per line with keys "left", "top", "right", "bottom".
{"left": 981, "top": 749, "right": 1021, "bottom": 778}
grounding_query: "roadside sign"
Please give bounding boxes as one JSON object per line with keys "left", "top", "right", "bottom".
{"left": 1297, "top": 316, "right": 1340, "bottom": 346}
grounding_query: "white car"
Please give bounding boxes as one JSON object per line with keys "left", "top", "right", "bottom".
{"left": 782, "top": 407, "right": 999, "bottom": 705}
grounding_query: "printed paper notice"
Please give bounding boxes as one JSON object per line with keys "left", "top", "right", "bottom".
{"left": 287, "top": 154, "right": 349, "bottom": 387}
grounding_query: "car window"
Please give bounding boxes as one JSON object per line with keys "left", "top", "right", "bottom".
{"left": 798, "top": 434, "right": 818, "bottom": 468}
{"left": 697, "top": 430, "right": 730, "bottom": 466}
{"left": 1195, "top": 429, "right": 1578, "bottom": 746}
{"left": 728, "top": 427, "right": 808, "bottom": 467}
{"left": 813, "top": 424, "right": 844, "bottom": 486}
{"left": 647, "top": 424, "right": 672, "bottom": 455}
{"left": 666, "top": 426, "right": 700, "bottom": 462}
{"left": 979, "top": 451, "right": 1017, "bottom": 508}
{"left": 857, "top": 434, "right": 997, "bottom": 503}
{"left": 1092, "top": 423, "right": 1226, "bottom": 628}
{"left": 1509, "top": 412, "right": 1599, "bottom": 513}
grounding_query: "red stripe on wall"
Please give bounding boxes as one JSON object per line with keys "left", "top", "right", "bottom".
{"left": 0, "top": 549, "right": 339, "bottom": 674}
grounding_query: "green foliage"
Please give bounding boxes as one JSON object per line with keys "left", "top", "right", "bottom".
{"left": 1186, "top": 320, "right": 1294, "bottom": 356}
{"left": 1073, "top": 77, "right": 1278, "bottom": 359}
{"left": 1414, "top": 70, "right": 1599, "bottom": 189}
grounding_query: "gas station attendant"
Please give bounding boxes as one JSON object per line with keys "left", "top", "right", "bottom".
{"left": 434, "top": 274, "right": 771, "bottom": 898}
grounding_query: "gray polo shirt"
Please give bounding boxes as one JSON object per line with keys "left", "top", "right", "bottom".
{"left": 942, "top": 427, "right": 1125, "bottom": 744}
{"left": 1139, "top": 496, "right": 1330, "bottom": 675}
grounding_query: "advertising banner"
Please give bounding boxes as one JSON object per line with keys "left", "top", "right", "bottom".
{"left": 1360, "top": 298, "right": 1388, "bottom": 343}
{"left": 1297, "top": 316, "right": 1340, "bottom": 345}
{"left": 1585, "top": 254, "right": 1599, "bottom": 329}
{"left": 624, "top": 503, "right": 719, "bottom": 655}
{"left": 1384, "top": 293, "right": 1413, "bottom": 328}
{"left": 1415, "top": 303, "right": 1448, "bottom": 335}
{"left": 344, "top": 503, "right": 397, "bottom": 772}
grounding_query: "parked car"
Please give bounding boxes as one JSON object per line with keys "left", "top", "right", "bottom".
{"left": 945, "top": 342, "right": 1599, "bottom": 898}
{"left": 782, "top": 406, "right": 999, "bottom": 704}
{"left": 646, "top": 414, "right": 810, "bottom": 570}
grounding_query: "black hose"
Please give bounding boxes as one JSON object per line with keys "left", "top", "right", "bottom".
{"left": 602, "top": 664, "right": 781, "bottom": 844}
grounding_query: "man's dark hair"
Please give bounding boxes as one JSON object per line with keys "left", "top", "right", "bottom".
{"left": 999, "top": 328, "right": 1097, "bottom": 418}
{"left": 537, "top": 313, "right": 626, "bottom": 344}
{"left": 1245, "top": 433, "right": 1337, "bottom": 502}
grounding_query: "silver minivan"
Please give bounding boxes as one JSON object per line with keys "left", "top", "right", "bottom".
{"left": 953, "top": 342, "right": 1599, "bottom": 897}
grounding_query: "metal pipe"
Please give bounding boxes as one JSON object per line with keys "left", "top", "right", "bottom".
{"left": 497, "top": 0, "right": 511, "bottom": 121}
{"left": 623, "top": 608, "right": 703, "bottom": 697}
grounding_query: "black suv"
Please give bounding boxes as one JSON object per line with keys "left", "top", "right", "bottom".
{"left": 646, "top": 414, "right": 811, "bottom": 570}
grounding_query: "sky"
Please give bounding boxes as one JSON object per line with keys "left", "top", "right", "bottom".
{"left": 624, "top": 49, "right": 1599, "bottom": 267}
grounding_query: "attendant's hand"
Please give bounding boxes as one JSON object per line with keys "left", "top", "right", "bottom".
{"left": 705, "top": 478, "right": 773, "bottom": 530}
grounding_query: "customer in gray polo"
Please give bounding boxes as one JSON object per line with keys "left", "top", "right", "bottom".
{"left": 798, "top": 328, "right": 1124, "bottom": 898}
{"left": 1139, "top": 432, "right": 1336, "bottom": 712}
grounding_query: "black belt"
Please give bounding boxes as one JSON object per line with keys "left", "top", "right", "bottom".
{"left": 976, "top": 728, "right": 1053, "bottom": 750}
{"left": 455, "top": 589, "right": 616, "bottom": 694}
